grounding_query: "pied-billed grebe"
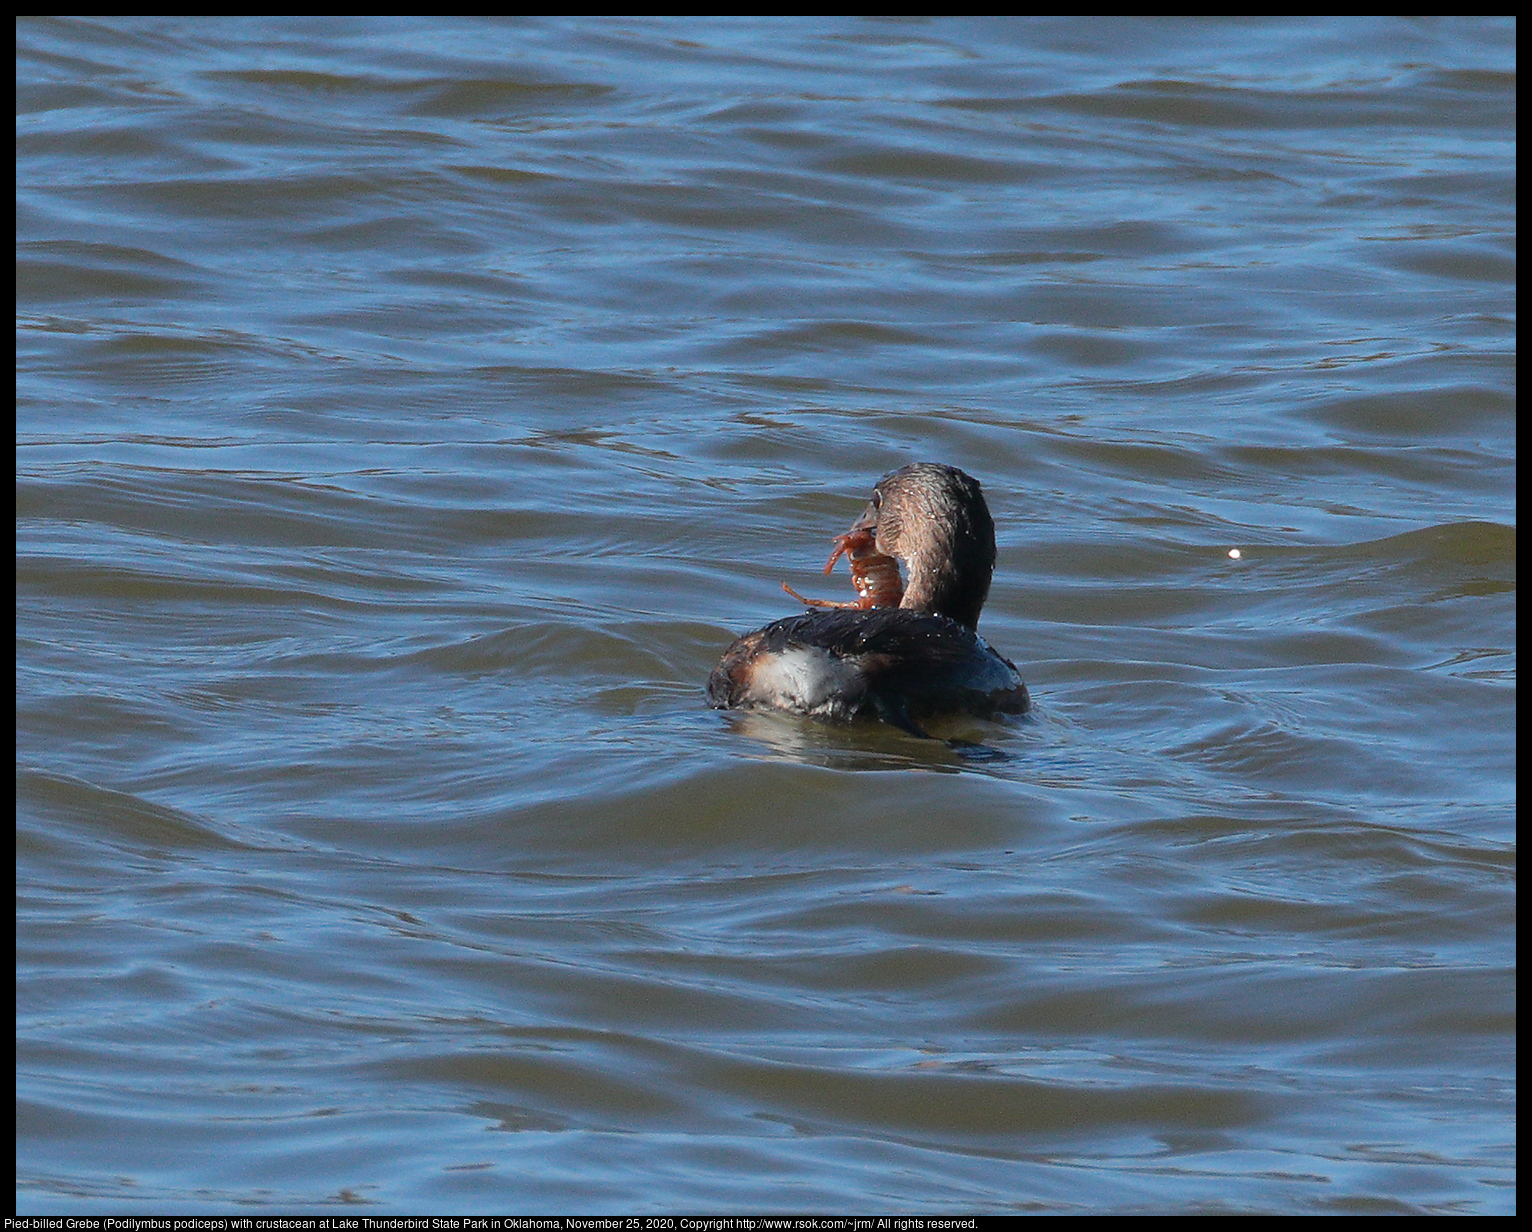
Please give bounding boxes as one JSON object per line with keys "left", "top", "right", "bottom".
{"left": 708, "top": 463, "right": 1029, "bottom": 734}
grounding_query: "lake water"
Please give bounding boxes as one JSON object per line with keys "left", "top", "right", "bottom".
{"left": 16, "top": 15, "right": 1515, "bottom": 1215}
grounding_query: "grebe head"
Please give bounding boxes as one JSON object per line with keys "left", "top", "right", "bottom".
{"left": 851, "top": 462, "right": 996, "bottom": 631}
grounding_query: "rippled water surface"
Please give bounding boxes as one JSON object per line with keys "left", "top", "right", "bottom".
{"left": 16, "top": 16, "right": 1515, "bottom": 1215}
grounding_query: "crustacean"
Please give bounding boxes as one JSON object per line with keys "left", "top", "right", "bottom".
{"left": 781, "top": 525, "right": 903, "bottom": 610}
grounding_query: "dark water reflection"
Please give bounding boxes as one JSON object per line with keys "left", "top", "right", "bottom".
{"left": 17, "top": 15, "right": 1513, "bottom": 1215}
